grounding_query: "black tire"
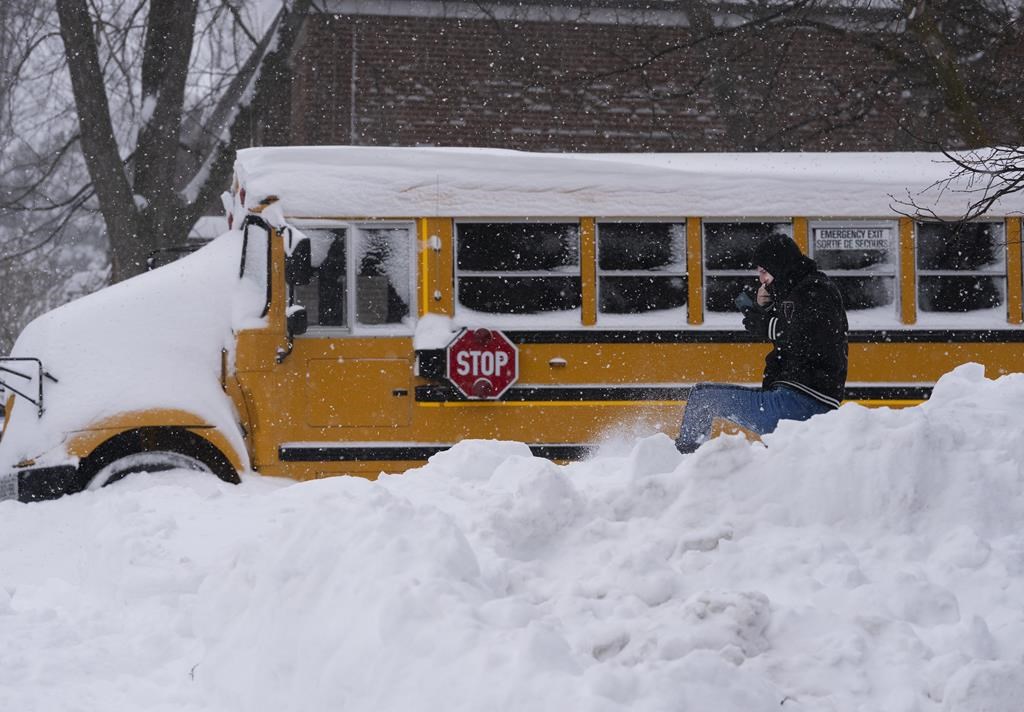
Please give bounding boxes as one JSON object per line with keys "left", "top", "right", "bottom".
{"left": 86, "top": 450, "right": 212, "bottom": 489}
{"left": 77, "top": 427, "right": 240, "bottom": 492}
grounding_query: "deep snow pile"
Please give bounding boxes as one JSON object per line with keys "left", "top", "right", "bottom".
{"left": 2, "top": 363, "right": 1024, "bottom": 712}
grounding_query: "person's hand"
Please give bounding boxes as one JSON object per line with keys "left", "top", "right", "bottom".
{"left": 741, "top": 307, "right": 769, "bottom": 337}
{"left": 756, "top": 284, "right": 772, "bottom": 307}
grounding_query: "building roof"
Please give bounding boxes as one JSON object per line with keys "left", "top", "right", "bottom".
{"left": 316, "top": 0, "right": 899, "bottom": 27}
{"left": 318, "top": 0, "right": 694, "bottom": 26}
{"left": 233, "top": 146, "right": 1024, "bottom": 219}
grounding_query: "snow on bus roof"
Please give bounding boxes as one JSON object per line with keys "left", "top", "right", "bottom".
{"left": 234, "top": 146, "right": 1024, "bottom": 219}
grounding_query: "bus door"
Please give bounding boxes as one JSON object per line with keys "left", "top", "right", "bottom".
{"left": 287, "top": 223, "right": 417, "bottom": 433}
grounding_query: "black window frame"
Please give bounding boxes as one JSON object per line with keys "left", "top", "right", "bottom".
{"left": 454, "top": 220, "right": 583, "bottom": 319}
{"left": 595, "top": 220, "right": 688, "bottom": 323}
{"left": 915, "top": 220, "right": 1006, "bottom": 315}
{"left": 809, "top": 220, "right": 899, "bottom": 319}
{"left": 701, "top": 220, "right": 792, "bottom": 314}
{"left": 291, "top": 221, "right": 417, "bottom": 335}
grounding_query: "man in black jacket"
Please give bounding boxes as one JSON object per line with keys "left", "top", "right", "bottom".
{"left": 675, "top": 234, "right": 848, "bottom": 453}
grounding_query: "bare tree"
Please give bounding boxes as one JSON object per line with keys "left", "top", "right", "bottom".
{"left": 562, "top": 0, "right": 1022, "bottom": 151}
{"left": 785, "top": 0, "right": 1023, "bottom": 147}
{"left": 942, "top": 147, "right": 1024, "bottom": 221}
{"left": 555, "top": 0, "right": 1024, "bottom": 212}
{"left": 0, "top": 0, "right": 313, "bottom": 353}
{"left": 893, "top": 146, "right": 1024, "bottom": 222}
{"left": 0, "top": 0, "right": 106, "bottom": 356}
{"left": 53, "top": 0, "right": 312, "bottom": 282}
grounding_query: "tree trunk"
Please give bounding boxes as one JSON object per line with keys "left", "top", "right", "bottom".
{"left": 902, "top": 0, "right": 989, "bottom": 146}
{"left": 179, "top": 0, "right": 314, "bottom": 231}
{"left": 133, "top": 0, "right": 199, "bottom": 279}
{"left": 56, "top": 0, "right": 141, "bottom": 281}
{"left": 684, "top": 1, "right": 758, "bottom": 150}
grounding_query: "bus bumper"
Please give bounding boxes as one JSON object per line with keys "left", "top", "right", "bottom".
{"left": 0, "top": 464, "right": 80, "bottom": 503}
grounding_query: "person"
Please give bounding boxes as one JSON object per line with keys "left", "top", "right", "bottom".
{"left": 675, "top": 234, "right": 848, "bottom": 453}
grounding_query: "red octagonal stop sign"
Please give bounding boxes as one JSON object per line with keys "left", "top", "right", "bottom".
{"left": 446, "top": 328, "right": 519, "bottom": 399}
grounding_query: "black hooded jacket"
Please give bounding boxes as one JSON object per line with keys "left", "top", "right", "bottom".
{"left": 752, "top": 237, "right": 848, "bottom": 408}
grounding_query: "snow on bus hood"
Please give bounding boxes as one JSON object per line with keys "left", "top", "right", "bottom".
{"left": 233, "top": 145, "right": 1024, "bottom": 219}
{"left": 0, "top": 231, "right": 262, "bottom": 470}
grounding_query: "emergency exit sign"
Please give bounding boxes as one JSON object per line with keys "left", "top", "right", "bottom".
{"left": 813, "top": 225, "right": 894, "bottom": 251}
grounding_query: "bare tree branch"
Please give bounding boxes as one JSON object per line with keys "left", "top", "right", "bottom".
{"left": 221, "top": 0, "right": 259, "bottom": 46}
{"left": 182, "top": 0, "right": 314, "bottom": 221}
{"left": 891, "top": 147, "right": 1024, "bottom": 222}
{"left": 0, "top": 132, "right": 81, "bottom": 207}
{"left": 0, "top": 183, "right": 95, "bottom": 263}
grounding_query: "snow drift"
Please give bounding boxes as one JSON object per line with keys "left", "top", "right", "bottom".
{"left": 1, "top": 363, "right": 1023, "bottom": 711}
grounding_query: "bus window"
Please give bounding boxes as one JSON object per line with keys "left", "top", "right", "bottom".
{"left": 702, "top": 221, "right": 792, "bottom": 312}
{"left": 354, "top": 226, "right": 413, "bottom": 327}
{"left": 597, "top": 222, "right": 687, "bottom": 321}
{"left": 810, "top": 221, "right": 898, "bottom": 316}
{"left": 917, "top": 222, "right": 1006, "bottom": 313}
{"left": 455, "top": 222, "right": 581, "bottom": 315}
{"left": 294, "top": 228, "right": 348, "bottom": 328}
{"left": 292, "top": 224, "right": 413, "bottom": 331}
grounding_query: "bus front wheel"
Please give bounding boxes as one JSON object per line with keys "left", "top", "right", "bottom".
{"left": 86, "top": 450, "right": 212, "bottom": 490}
{"left": 77, "top": 426, "right": 240, "bottom": 492}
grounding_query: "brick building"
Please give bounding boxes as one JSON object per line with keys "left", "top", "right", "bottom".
{"left": 275, "top": 1, "right": 1021, "bottom": 152}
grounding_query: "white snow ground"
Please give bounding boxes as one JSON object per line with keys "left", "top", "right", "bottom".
{"left": 2, "top": 363, "right": 1024, "bottom": 712}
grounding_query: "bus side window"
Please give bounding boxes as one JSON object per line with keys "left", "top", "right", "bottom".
{"left": 810, "top": 221, "right": 898, "bottom": 315}
{"left": 294, "top": 228, "right": 348, "bottom": 328}
{"left": 455, "top": 222, "right": 581, "bottom": 314}
{"left": 917, "top": 222, "right": 1006, "bottom": 313}
{"left": 597, "top": 222, "right": 687, "bottom": 317}
{"left": 703, "top": 222, "right": 792, "bottom": 312}
{"left": 354, "top": 226, "right": 412, "bottom": 326}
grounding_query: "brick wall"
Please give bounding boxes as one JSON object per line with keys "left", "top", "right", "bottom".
{"left": 283, "top": 10, "right": 1014, "bottom": 152}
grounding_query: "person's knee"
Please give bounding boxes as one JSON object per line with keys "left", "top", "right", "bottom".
{"left": 686, "top": 382, "right": 719, "bottom": 404}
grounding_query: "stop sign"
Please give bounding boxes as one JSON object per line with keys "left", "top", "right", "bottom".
{"left": 445, "top": 328, "right": 519, "bottom": 399}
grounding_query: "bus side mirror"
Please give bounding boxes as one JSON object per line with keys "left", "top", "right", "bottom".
{"left": 285, "top": 239, "right": 312, "bottom": 285}
{"left": 287, "top": 305, "right": 308, "bottom": 337}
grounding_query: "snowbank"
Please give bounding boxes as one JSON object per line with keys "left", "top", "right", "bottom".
{"left": 1, "top": 363, "right": 1023, "bottom": 711}
{"left": 233, "top": 146, "right": 1024, "bottom": 219}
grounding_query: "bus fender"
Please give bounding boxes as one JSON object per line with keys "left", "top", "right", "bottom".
{"left": 67, "top": 409, "right": 246, "bottom": 489}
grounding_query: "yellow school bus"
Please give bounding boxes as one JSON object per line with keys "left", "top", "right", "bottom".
{"left": 1, "top": 147, "right": 1022, "bottom": 500}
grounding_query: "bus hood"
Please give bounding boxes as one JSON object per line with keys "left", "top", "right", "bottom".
{"left": 0, "top": 231, "right": 266, "bottom": 473}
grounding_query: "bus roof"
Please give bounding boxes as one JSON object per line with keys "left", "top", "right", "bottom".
{"left": 234, "top": 146, "right": 1024, "bottom": 219}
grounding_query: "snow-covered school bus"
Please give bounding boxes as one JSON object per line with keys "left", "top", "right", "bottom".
{"left": 2, "top": 147, "right": 1023, "bottom": 501}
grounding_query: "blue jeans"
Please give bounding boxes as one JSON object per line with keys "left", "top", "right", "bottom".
{"left": 675, "top": 383, "right": 832, "bottom": 453}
